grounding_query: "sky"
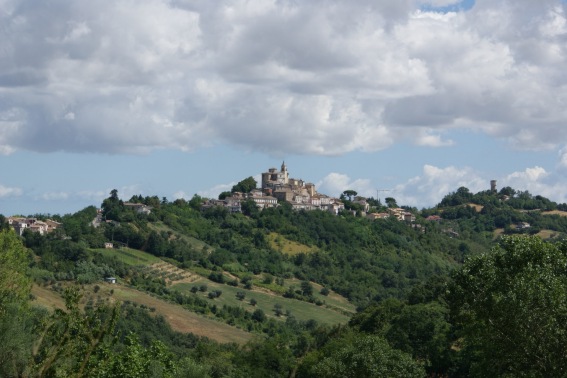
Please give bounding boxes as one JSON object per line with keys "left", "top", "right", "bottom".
{"left": 2, "top": 0, "right": 567, "bottom": 215}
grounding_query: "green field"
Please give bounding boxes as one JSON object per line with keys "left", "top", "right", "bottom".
{"left": 32, "top": 283, "right": 252, "bottom": 344}
{"left": 173, "top": 279, "right": 353, "bottom": 325}
{"left": 92, "top": 247, "right": 162, "bottom": 266}
{"left": 92, "top": 244, "right": 354, "bottom": 328}
{"left": 148, "top": 222, "right": 212, "bottom": 252}
{"left": 267, "top": 232, "right": 318, "bottom": 255}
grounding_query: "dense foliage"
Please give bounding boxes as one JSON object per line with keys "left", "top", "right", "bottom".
{"left": 3, "top": 185, "right": 567, "bottom": 376}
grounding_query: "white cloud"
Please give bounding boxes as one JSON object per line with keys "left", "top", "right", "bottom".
{"left": 0, "top": 184, "right": 22, "bottom": 198}
{"left": 505, "top": 166, "right": 549, "bottom": 182}
{"left": 557, "top": 146, "right": 567, "bottom": 170}
{"left": 197, "top": 182, "right": 234, "bottom": 200}
{"left": 76, "top": 190, "right": 107, "bottom": 202}
{"left": 197, "top": 173, "right": 262, "bottom": 199}
{"left": 392, "top": 165, "right": 488, "bottom": 207}
{"left": 386, "top": 164, "right": 567, "bottom": 208}
{"left": 317, "top": 173, "right": 374, "bottom": 198}
{"left": 0, "top": 1, "right": 566, "bottom": 156}
{"left": 39, "top": 192, "right": 69, "bottom": 201}
{"left": 498, "top": 166, "right": 567, "bottom": 203}
{"left": 172, "top": 191, "right": 188, "bottom": 200}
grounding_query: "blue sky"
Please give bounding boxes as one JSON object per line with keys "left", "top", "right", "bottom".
{"left": 2, "top": 0, "right": 567, "bottom": 215}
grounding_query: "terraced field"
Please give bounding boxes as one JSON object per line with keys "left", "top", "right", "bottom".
{"left": 140, "top": 262, "right": 200, "bottom": 285}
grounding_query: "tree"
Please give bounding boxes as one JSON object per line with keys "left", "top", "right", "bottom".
{"left": 274, "top": 303, "right": 283, "bottom": 317}
{"left": 311, "top": 334, "right": 425, "bottom": 378}
{"left": 385, "top": 197, "right": 398, "bottom": 208}
{"left": 236, "top": 291, "right": 246, "bottom": 301}
{"left": 300, "top": 280, "right": 314, "bottom": 297}
{"left": 241, "top": 199, "right": 259, "bottom": 217}
{"left": 218, "top": 191, "right": 232, "bottom": 200}
{"left": 189, "top": 194, "right": 203, "bottom": 210}
{"left": 449, "top": 235, "right": 567, "bottom": 377}
{"left": 252, "top": 309, "right": 266, "bottom": 322}
{"left": 232, "top": 176, "right": 257, "bottom": 194}
{"left": 341, "top": 190, "right": 358, "bottom": 202}
{"left": 101, "top": 189, "right": 124, "bottom": 221}
{"left": 498, "top": 186, "right": 516, "bottom": 197}
{"left": 0, "top": 230, "right": 31, "bottom": 309}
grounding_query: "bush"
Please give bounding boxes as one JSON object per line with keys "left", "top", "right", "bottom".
{"left": 208, "top": 271, "right": 225, "bottom": 284}
{"left": 252, "top": 309, "right": 266, "bottom": 322}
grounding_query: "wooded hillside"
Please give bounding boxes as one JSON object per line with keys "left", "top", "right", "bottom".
{"left": 2, "top": 186, "right": 567, "bottom": 377}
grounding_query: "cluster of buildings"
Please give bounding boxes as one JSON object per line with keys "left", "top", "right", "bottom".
{"left": 368, "top": 207, "right": 416, "bottom": 222}
{"left": 203, "top": 162, "right": 347, "bottom": 214}
{"left": 202, "top": 162, "right": 421, "bottom": 223}
{"left": 123, "top": 202, "right": 152, "bottom": 214}
{"left": 7, "top": 217, "right": 62, "bottom": 236}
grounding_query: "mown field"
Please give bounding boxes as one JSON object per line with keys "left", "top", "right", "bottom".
{"left": 31, "top": 283, "right": 253, "bottom": 344}
{"left": 172, "top": 278, "right": 353, "bottom": 325}
{"left": 58, "top": 244, "right": 355, "bottom": 343}
{"left": 90, "top": 244, "right": 354, "bottom": 327}
{"left": 93, "top": 246, "right": 162, "bottom": 266}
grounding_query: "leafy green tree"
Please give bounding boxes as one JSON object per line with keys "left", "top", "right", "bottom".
{"left": 0, "top": 230, "right": 31, "bottom": 309}
{"left": 386, "top": 303, "right": 452, "bottom": 375}
{"left": 90, "top": 333, "right": 178, "bottom": 378}
{"left": 274, "top": 303, "right": 283, "bottom": 317}
{"left": 252, "top": 309, "right": 266, "bottom": 322}
{"left": 218, "top": 191, "right": 232, "bottom": 200}
{"left": 0, "top": 303, "right": 43, "bottom": 377}
{"left": 189, "top": 194, "right": 204, "bottom": 210}
{"left": 236, "top": 291, "right": 246, "bottom": 301}
{"left": 231, "top": 176, "right": 257, "bottom": 194}
{"left": 311, "top": 334, "right": 425, "bottom": 378}
{"left": 101, "top": 189, "right": 124, "bottom": 221}
{"left": 341, "top": 190, "right": 358, "bottom": 201}
{"left": 449, "top": 235, "right": 567, "bottom": 377}
{"left": 300, "top": 281, "right": 314, "bottom": 297}
{"left": 31, "top": 287, "right": 120, "bottom": 377}
{"left": 241, "top": 199, "right": 259, "bottom": 217}
{"left": 498, "top": 186, "right": 516, "bottom": 197}
{"left": 385, "top": 197, "right": 398, "bottom": 208}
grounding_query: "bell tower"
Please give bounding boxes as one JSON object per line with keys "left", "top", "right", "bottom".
{"left": 280, "top": 161, "right": 289, "bottom": 184}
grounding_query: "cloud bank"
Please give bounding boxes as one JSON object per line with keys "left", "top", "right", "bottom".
{"left": 1, "top": 0, "right": 566, "bottom": 156}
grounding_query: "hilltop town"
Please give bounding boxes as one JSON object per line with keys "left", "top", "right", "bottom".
{"left": 202, "top": 161, "right": 416, "bottom": 222}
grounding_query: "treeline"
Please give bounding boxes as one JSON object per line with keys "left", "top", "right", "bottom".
{"left": 428, "top": 186, "right": 567, "bottom": 236}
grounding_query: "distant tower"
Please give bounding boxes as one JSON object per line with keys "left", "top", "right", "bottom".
{"left": 280, "top": 161, "right": 289, "bottom": 184}
{"left": 490, "top": 180, "right": 497, "bottom": 193}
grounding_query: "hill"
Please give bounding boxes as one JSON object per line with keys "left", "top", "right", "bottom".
{"left": 6, "top": 184, "right": 567, "bottom": 376}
